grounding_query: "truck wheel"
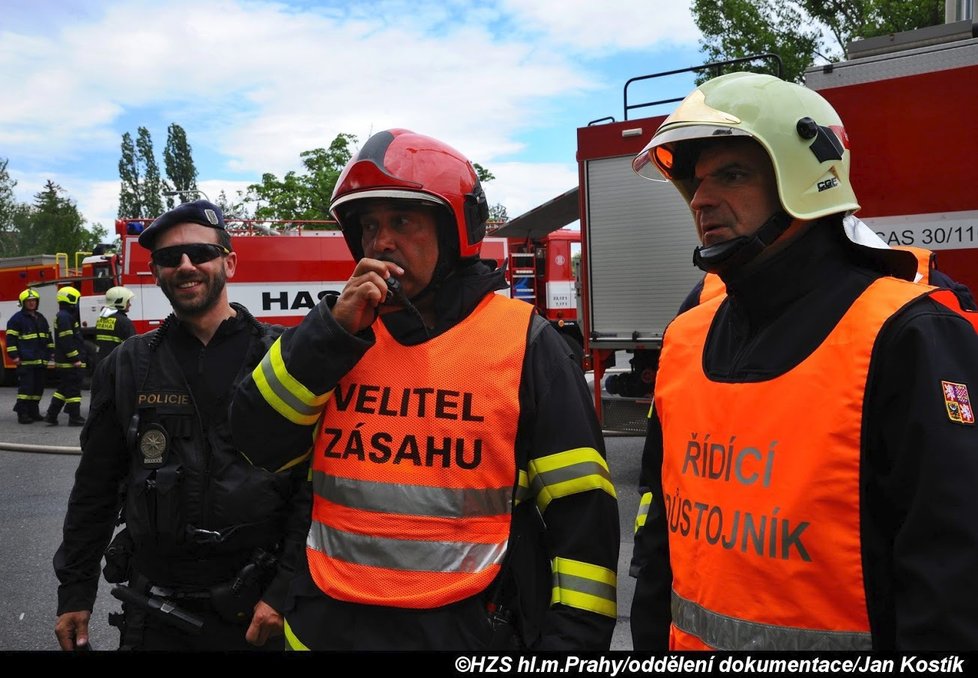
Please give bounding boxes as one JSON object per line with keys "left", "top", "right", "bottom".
{"left": 561, "top": 333, "right": 585, "bottom": 371}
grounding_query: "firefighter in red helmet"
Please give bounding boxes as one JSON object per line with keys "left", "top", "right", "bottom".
{"left": 231, "top": 129, "right": 620, "bottom": 650}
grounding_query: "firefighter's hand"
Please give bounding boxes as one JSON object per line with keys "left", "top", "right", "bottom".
{"left": 245, "top": 600, "right": 283, "bottom": 647}
{"left": 333, "top": 258, "right": 404, "bottom": 335}
{"left": 54, "top": 610, "right": 91, "bottom": 651}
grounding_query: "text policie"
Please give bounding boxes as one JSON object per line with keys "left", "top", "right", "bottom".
{"left": 321, "top": 383, "right": 487, "bottom": 468}
{"left": 667, "top": 433, "right": 811, "bottom": 561}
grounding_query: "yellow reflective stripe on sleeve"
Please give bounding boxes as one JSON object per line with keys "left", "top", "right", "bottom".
{"left": 7, "top": 330, "right": 20, "bottom": 337}
{"left": 635, "top": 491, "right": 652, "bottom": 533}
{"left": 647, "top": 401, "right": 655, "bottom": 419}
{"left": 514, "top": 469, "right": 530, "bottom": 506}
{"left": 251, "top": 337, "right": 332, "bottom": 425}
{"left": 58, "top": 329, "right": 73, "bottom": 338}
{"left": 528, "top": 447, "right": 616, "bottom": 514}
{"left": 283, "top": 619, "right": 310, "bottom": 651}
{"left": 551, "top": 556, "right": 617, "bottom": 618}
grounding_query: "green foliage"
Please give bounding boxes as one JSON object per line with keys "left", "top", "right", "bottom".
{"left": 216, "top": 189, "right": 248, "bottom": 219}
{"left": 136, "top": 127, "right": 165, "bottom": 217}
{"left": 11, "top": 181, "right": 105, "bottom": 257}
{"left": 692, "top": 0, "right": 944, "bottom": 83}
{"left": 119, "top": 124, "right": 200, "bottom": 217}
{"left": 0, "top": 159, "right": 19, "bottom": 251}
{"left": 488, "top": 203, "right": 509, "bottom": 223}
{"left": 245, "top": 132, "right": 356, "bottom": 222}
{"left": 473, "top": 163, "right": 496, "bottom": 183}
{"left": 163, "top": 123, "right": 198, "bottom": 209}
{"left": 117, "top": 132, "right": 141, "bottom": 218}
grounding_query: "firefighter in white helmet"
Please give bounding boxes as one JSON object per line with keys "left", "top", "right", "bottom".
{"left": 629, "top": 72, "right": 978, "bottom": 651}
{"left": 5, "top": 288, "right": 53, "bottom": 424}
{"left": 230, "top": 129, "right": 619, "bottom": 650}
{"left": 95, "top": 286, "right": 136, "bottom": 359}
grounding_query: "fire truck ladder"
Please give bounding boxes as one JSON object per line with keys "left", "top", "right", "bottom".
{"left": 509, "top": 251, "right": 537, "bottom": 305}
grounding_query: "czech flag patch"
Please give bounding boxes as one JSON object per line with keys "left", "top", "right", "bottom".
{"left": 942, "top": 381, "right": 975, "bottom": 425}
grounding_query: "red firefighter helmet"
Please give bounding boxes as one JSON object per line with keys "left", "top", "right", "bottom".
{"left": 329, "top": 129, "right": 489, "bottom": 260}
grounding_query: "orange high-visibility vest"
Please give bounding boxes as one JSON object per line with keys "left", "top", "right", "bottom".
{"left": 655, "top": 277, "right": 932, "bottom": 650}
{"left": 697, "top": 273, "right": 727, "bottom": 306}
{"left": 307, "top": 294, "right": 532, "bottom": 609}
{"left": 895, "top": 246, "right": 936, "bottom": 283}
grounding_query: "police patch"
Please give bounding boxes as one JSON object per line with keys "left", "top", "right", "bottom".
{"left": 139, "top": 423, "right": 169, "bottom": 468}
{"left": 942, "top": 380, "right": 974, "bottom": 425}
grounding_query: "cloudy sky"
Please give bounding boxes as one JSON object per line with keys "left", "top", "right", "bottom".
{"left": 1, "top": 0, "right": 703, "bottom": 231}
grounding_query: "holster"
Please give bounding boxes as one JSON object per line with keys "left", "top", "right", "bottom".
{"left": 208, "top": 548, "right": 278, "bottom": 625}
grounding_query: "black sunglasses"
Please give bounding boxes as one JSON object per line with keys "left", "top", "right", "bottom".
{"left": 151, "top": 243, "right": 230, "bottom": 268}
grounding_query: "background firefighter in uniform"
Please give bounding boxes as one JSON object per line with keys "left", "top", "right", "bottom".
{"left": 6, "top": 288, "right": 53, "bottom": 424}
{"left": 628, "top": 73, "right": 978, "bottom": 650}
{"left": 53, "top": 200, "right": 311, "bottom": 651}
{"left": 45, "top": 286, "right": 87, "bottom": 426}
{"left": 230, "top": 129, "right": 620, "bottom": 650}
{"left": 96, "top": 286, "right": 136, "bottom": 359}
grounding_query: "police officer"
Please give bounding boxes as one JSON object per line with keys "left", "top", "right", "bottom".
{"left": 629, "top": 73, "right": 978, "bottom": 650}
{"left": 95, "top": 286, "right": 136, "bottom": 359}
{"left": 44, "top": 286, "right": 87, "bottom": 427}
{"left": 230, "top": 130, "right": 620, "bottom": 650}
{"left": 53, "top": 200, "right": 311, "bottom": 651}
{"left": 6, "top": 288, "right": 53, "bottom": 424}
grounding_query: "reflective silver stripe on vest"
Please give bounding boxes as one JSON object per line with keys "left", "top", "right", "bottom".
{"left": 672, "top": 590, "right": 873, "bottom": 651}
{"left": 313, "top": 472, "right": 513, "bottom": 518}
{"left": 308, "top": 521, "right": 507, "bottom": 573}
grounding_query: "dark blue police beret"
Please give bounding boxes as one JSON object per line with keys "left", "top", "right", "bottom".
{"left": 138, "top": 200, "right": 227, "bottom": 250}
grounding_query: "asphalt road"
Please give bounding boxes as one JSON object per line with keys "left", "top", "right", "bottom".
{"left": 0, "top": 384, "right": 646, "bottom": 652}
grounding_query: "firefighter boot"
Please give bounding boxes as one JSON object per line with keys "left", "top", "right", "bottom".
{"left": 45, "top": 400, "right": 64, "bottom": 426}
{"left": 66, "top": 403, "right": 86, "bottom": 427}
{"left": 30, "top": 401, "right": 44, "bottom": 422}
{"left": 15, "top": 402, "right": 32, "bottom": 425}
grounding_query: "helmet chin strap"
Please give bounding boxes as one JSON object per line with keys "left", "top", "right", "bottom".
{"left": 693, "top": 211, "right": 793, "bottom": 275}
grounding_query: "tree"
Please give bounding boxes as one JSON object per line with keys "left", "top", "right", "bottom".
{"left": 163, "top": 123, "right": 198, "bottom": 209}
{"left": 117, "top": 132, "right": 141, "bottom": 218}
{"left": 0, "top": 159, "right": 19, "bottom": 250}
{"left": 298, "top": 133, "right": 357, "bottom": 218}
{"left": 136, "top": 127, "right": 165, "bottom": 218}
{"left": 245, "top": 132, "right": 357, "bottom": 223}
{"left": 691, "top": 0, "right": 944, "bottom": 83}
{"left": 215, "top": 190, "right": 248, "bottom": 220}
{"left": 488, "top": 203, "right": 509, "bottom": 223}
{"left": 473, "top": 163, "right": 495, "bottom": 183}
{"left": 16, "top": 181, "right": 105, "bottom": 256}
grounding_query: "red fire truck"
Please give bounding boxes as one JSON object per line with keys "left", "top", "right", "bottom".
{"left": 0, "top": 216, "right": 582, "bottom": 382}
{"left": 570, "top": 19, "right": 978, "bottom": 432}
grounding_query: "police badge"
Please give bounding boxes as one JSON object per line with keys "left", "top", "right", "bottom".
{"left": 139, "top": 423, "right": 169, "bottom": 468}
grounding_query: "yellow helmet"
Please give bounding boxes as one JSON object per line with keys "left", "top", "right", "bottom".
{"left": 56, "top": 286, "right": 81, "bottom": 305}
{"left": 18, "top": 288, "right": 39, "bottom": 307}
{"left": 632, "top": 71, "right": 859, "bottom": 220}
